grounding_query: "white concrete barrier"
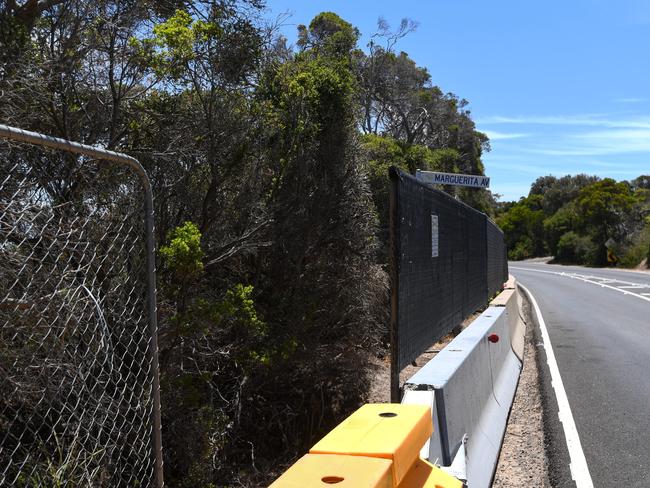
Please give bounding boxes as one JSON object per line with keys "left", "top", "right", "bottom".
{"left": 402, "top": 278, "right": 525, "bottom": 487}
{"left": 490, "top": 277, "right": 524, "bottom": 361}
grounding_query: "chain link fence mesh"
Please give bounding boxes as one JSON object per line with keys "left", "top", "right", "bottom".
{"left": 0, "top": 136, "right": 158, "bottom": 487}
{"left": 389, "top": 168, "right": 508, "bottom": 397}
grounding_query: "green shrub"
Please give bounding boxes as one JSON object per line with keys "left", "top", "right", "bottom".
{"left": 619, "top": 219, "right": 650, "bottom": 267}
{"left": 555, "top": 231, "right": 597, "bottom": 264}
{"left": 619, "top": 241, "right": 647, "bottom": 267}
{"left": 543, "top": 202, "right": 577, "bottom": 255}
{"left": 160, "top": 221, "right": 204, "bottom": 282}
{"left": 509, "top": 236, "right": 534, "bottom": 260}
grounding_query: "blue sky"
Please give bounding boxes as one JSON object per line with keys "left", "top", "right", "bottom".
{"left": 262, "top": 0, "right": 650, "bottom": 201}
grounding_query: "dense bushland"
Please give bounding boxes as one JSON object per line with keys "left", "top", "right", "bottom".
{"left": 0, "top": 2, "right": 494, "bottom": 485}
{"left": 497, "top": 174, "right": 650, "bottom": 267}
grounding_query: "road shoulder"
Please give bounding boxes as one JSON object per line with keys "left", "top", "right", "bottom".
{"left": 519, "top": 285, "right": 576, "bottom": 488}
{"left": 493, "top": 290, "right": 551, "bottom": 487}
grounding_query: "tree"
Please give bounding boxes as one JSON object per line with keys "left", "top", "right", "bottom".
{"left": 254, "top": 9, "right": 385, "bottom": 463}
{"left": 297, "top": 11, "right": 359, "bottom": 57}
{"left": 0, "top": 3, "right": 507, "bottom": 485}
{"left": 356, "top": 17, "right": 417, "bottom": 136}
{"left": 353, "top": 38, "right": 492, "bottom": 210}
{"left": 543, "top": 202, "right": 578, "bottom": 255}
{"left": 361, "top": 134, "right": 463, "bottom": 253}
{"left": 575, "top": 179, "right": 637, "bottom": 265}
{"left": 497, "top": 197, "right": 545, "bottom": 259}
{"left": 530, "top": 173, "right": 600, "bottom": 214}
{"left": 500, "top": 173, "right": 649, "bottom": 267}
{"left": 555, "top": 231, "right": 596, "bottom": 264}
{"left": 630, "top": 175, "right": 650, "bottom": 190}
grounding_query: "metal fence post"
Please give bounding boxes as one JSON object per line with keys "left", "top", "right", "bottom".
{"left": 144, "top": 184, "right": 164, "bottom": 488}
{"left": 389, "top": 167, "right": 401, "bottom": 403}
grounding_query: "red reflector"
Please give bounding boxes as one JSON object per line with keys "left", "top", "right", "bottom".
{"left": 488, "top": 334, "right": 499, "bottom": 343}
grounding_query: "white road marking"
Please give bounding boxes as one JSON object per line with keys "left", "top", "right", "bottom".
{"left": 518, "top": 283, "right": 595, "bottom": 488}
{"left": 511, "top": 267, "right": 650, "bottom": 303}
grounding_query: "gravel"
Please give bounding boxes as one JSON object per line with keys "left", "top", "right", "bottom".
{"left": 492, "top": 294, "right": 550, "bottom": 487}
{"left": 366, "top": 312, "right": 481, "bottom": 404}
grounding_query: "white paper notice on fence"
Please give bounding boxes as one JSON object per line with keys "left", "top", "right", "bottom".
{"left": 431, "top": 214, "right": 439, "bottom": 257}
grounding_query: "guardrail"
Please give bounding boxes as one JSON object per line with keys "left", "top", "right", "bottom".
{"left": 270, "top": 278, "right": 525, "bottom": 487}
{"left": 403, "top": 277, "right": 524, "bottom": 487}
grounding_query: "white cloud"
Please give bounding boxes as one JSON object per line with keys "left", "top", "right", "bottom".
{"left": 478, "top": 112, "right": 650, "bottom": 199}
{"left": 483, "top": 130, "right": 530, "bottom": 140}
{"left": 477, "top": 114, "right": 650, "bottom": 129}
{"left": 530, "top": 129, "right": 650, "bottom": 156}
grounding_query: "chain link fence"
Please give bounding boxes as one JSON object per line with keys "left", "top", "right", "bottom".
{"left": 0, "top": 126, "right": 162, "bottom": 487}
{"left": 389, "top": 167, "right": 508, "bottom": 400}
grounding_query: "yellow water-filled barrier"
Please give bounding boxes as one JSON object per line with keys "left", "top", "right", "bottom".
{"left": 269, "top": 404, "right": 463, "bottom": 488}
{"left": 268, "top": 454, "right": 393, "bottom": 488}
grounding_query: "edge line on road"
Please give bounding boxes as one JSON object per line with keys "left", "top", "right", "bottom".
{"left": 518, "top": 282, "right": 594, "bottom": 488}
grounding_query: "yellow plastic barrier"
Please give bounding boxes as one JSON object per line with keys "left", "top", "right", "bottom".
{"left": 269, "top": 453, "right": 393, "bottom": 488}
{"left": 269, "top": 404, "right": 463, "bottom": 488}
{"left": 310, "top": 404, "right": 432, "bottom": 485}
{"left": 399, "top": 458, "right": 462, "bottom": 488}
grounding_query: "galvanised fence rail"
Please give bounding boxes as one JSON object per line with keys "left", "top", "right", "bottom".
{"left": 389, "top": 167, "right": 508, "bottom": 401}
{"left": 0, "top": 125, "right": 162, "bottom": 487}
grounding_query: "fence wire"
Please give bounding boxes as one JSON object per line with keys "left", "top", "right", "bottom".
{"left": 0, "top": 133, "right": 160, "bottom": 487}
{"left": 389, "top": 168, "right": 508, "bottom": 400}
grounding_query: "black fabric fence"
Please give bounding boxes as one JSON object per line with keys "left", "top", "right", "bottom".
{"left": 487, "top": 218, "right": 508, "bottom": 298}
{"left": 389, "top": 167, "right": 508, "bottom": 400}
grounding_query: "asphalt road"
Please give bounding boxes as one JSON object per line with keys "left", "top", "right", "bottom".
{"left": 510, "top": 261, "right": 650, "bottom": 488}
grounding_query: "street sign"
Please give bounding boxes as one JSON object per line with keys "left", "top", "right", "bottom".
{"left": 416, "top": 169, "right": 490, "bottom": 189}
{"left": 607, "top": 249, "right": 618, "bottom": 264}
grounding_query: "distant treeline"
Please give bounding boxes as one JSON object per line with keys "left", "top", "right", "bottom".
{"left": 496, "top": 174, "right": 650, "bottom": 267}
{"left": 0, "top": 2, "right": 496, "bottom": 486}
